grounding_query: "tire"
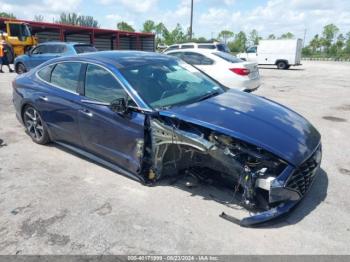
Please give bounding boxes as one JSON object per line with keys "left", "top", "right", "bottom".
{"left": 23, "top": 105, "right": 50, "bottom": 145}
{"left": 276, "top": 61, "right": 288, "bottom": 70}
{"left": 16, "top": 63, "right": 27, "bottom": 74}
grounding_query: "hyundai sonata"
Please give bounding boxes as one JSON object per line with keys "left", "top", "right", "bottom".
{"left": 12, "top": 51, "right": 321, "bottom": 226}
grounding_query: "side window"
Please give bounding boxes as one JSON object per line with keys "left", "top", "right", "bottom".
{"left": 84, "top": 64, "right": 127, "bottom": 103}
{"left": 37, "top": 64, "right": 55, "bottom": 82}
{"left": 51, "top": 62, "right": 82, "bottom": 92}
{"left": 167, "top": 52, "right": 183, "bottom": 59}
{"left": 181, "top": 45, "right": 194, "bottom": 49}
{"left": 31, "top": 45, "right": 47, "bottom": 55}
{"left": 182, "top": 52, "right": 214, "bottom": 65}
{"left": 246, "top": 47, "right": 257, "bottom": 53}
{"left": 198, "top": 45, "right": 216, "bottom": 49}
{"left": 46, "top": 45, "right": 66, "bottom": 54}
{"left": 167, "top": 45, "right": 179, "bottom": 51}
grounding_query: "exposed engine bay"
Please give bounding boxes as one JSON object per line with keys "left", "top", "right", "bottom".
{"left": 136, "top": 114, "right": 320, "bottom": 226}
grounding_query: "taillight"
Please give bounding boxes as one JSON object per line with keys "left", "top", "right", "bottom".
{"left": 230, "top": 68, "right": 250, "bottom": 76}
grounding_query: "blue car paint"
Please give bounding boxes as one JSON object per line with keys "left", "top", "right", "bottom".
{"left": 12, "top": 51, "right": 322, "bottom": 226}
{"left": 160, "top": 90, "right": 320, "bottom": 167}
{"left": 14, "top": 42, "right": 93, "bottom": 72}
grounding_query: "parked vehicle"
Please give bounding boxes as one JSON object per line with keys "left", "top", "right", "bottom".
{"left": 14, "top": 42, "right": 97, "bottom": 74}
{"left": 0, "top": 20, "right": 38, "bottom": 62}
{"left": 237, "top": 39, "right": 303, "bottom": 69}
{"left": 165, "top": 49, "right": 261, "bottom": 92}
{"left": 12, "top": 51, "right": 321, "bottom": 226}
{"left": 163, "top": 42, "right": 230, "bottom": 53}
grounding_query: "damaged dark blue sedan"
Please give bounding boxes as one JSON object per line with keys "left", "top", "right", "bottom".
{"left": 12, "top": 51, "right": 322, "bottom": 226}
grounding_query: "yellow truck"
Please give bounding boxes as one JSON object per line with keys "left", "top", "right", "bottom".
{"left": 0, "top": 20, "right": 38, "bottom": 63}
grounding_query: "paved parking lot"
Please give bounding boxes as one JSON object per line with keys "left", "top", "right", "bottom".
{"left": 0, "top": 61, "right": 350, "bottom": 254}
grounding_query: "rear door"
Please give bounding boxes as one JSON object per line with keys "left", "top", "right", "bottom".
{"left": 77, "top": 64, "right": 145, "bottom": 174}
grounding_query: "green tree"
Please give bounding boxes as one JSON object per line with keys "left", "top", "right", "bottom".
{"left": 218, "top": 30, "right": 234, "bottom": 44}
{"left": 154, "top": 22, "right": 167, "bottom": 45}
{"left": 249, "top": 29, "right": 261, "bottom": 46}
{"left": 335, "top": 34, "right": 345, "bottom": 51}
{"left": 279, "top": 32, "right": 294, "bottom": 39}
{"left": 267, "top": 34, "right": 276, "bottom": 40}
{"left": 0, "top": 12, "right": 16, "bottom": 19}
{"left": 345, "top": 32, "right": 350, "bottom": 54}
{"left": 228, "top": 31, "right": 247, "bottom": 52}
{"left": 79, "top": 15, "right": 99, "bottom": 28}
{"left": 321, "top": 24, "right": 339, "bottom": 53}
{"left": 57, "top": 13, "right": 99, "bottom": 28}
{"left": 142, "top": 20, "right": 155, "bottom": 33}
{"left": 34, "top": 15, "right": 44, "bottom": 22}
{"left": 309, "top": 34, "right": 321, "bottom": 52}
{"left": 162, "top": 23, "right": 187, "bottom": 45}
{"left": 117, "top": 21, "right": 135, "bottom": 32}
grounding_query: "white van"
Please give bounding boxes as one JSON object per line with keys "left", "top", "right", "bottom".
{"left": 237, "top": 39, "right": 303, "bottom": 69}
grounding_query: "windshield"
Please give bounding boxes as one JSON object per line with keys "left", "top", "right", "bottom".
{"left": 213, "top": 51, "right": 243, "bottom": 63}
{"left": 119, "top": 59, "right": 225, "bottom": 109}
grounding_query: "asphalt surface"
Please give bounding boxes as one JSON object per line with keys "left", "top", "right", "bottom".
{"left": 0, "top": 61, "right": 350, "bottom": 254}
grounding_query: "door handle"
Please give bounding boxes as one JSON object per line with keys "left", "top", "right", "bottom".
{"left": 39, "top": 96, "right": 48, "bottom": 101}
{"left": 79, "top": 109, "right": 93, "bottom": 117}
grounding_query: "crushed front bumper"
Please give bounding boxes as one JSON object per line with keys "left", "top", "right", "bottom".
{"left": 221, "top": 144, "right": 322, "bottom": 227}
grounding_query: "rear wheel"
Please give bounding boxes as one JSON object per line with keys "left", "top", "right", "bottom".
{"left": 23, "top": 105, "right": 50, "bottom": 145}
{"left": 276, "top": 61, "right": 288, "bottom": 70}
{"left": 16, "top": 63, "right": 27, "bottom": 74}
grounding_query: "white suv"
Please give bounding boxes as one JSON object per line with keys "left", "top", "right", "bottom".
{"left": 162, "top": 42, "right": 230, "bottom": 53}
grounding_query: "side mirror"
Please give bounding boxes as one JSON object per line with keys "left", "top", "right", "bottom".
{"left": 110, "top": 98, "right": 127, "bottom": 114}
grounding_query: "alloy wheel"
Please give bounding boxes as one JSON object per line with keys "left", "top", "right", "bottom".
{"left": 23, "top": 107, "right": 44, "bottom": 142}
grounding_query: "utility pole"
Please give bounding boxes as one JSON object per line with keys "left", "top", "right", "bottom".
{"left": 189, "top": 0, "right": 194, "bottom": 39}
{"left": 303, "top": 28, "right": 307, "bottom": 47}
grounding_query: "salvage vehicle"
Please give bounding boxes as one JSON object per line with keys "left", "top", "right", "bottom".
{"left": 165, "top": 49, "right": 261, "bottom": 92}
{"left": 14, "top": 41, "right": 98, "bottom": 74}
{"left": 12, "top": 51, "right": 322, "bottom": 226}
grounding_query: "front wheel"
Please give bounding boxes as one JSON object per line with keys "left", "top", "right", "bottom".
{"left": 16, "top": 63, "right": 27, "bottom": 74}
{"left": 23, "top": 105, "right": 50, "bottom": 145}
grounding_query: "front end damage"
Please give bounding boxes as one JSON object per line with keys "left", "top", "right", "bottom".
{"left": 140, "top": 113, "right": 322, "bottom": 226}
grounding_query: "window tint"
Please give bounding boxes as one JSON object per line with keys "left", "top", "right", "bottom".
{"left": 85, "top": 64, "right": 127, "bottom": 103}
{"left": 182, "top": 52, "right": 214, "bottom": 65}
{"left": 216, "top": 44, "right": 230, "bottom": 53}
{"left": 74, "top": 45, "right": 98, "bottom": 54}
{"left": 51, "top": 62, "right": 82, "bottom": 92}
{"left": 213, "top": 52, "right": 242, "bottom": 63}
{"left": 198, "top": 44, "right": 216, "bottom": 49}
{"left": 46, "top": 45, "right": 66, "bottom": 54}
{"left": 31, "top": 45, "right": 48, "bottom": 55}
{"left": 37, "top": 64, "right": 55, "bottom": 82}
{"left": 167, "top": 52, "right": 183, "bottom": 58}
{"left": 181, "top": 45, "right": 194, "bottom": 49}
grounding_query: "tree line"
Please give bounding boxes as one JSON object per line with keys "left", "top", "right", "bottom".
{"left": 1, "top": 12, "right": 349, "bottom": 58}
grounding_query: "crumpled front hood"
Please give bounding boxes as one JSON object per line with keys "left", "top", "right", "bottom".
{"left": 160, "top": 90, "right": 321, "bottom": 166}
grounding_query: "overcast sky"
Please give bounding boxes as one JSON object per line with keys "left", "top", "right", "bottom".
{"left": 1, "top": 0, "right": 350, "bottom": 42}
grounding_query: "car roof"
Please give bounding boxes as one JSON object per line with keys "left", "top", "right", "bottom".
{"left": 166, "top": 48, "right": 217, "bottom": 55}
{"left": 37, "top": 41, "right": 91, "bottom": 46}
{"left": 55, "top": 50, "right": 177, "bottom": 69}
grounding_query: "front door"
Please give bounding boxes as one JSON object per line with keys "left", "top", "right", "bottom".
{"left": 78, "top": 64, "right": 145, "bottom": 175}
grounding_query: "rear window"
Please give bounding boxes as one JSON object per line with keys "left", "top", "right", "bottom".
{"left": 213, "top": 52, "right": 242, "bottom": 63}
{"left": 74, "top": 45, "right": 98, "bottom": 54}
{"left": 198, "top": 44, "right": 216, "bottom": 49}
